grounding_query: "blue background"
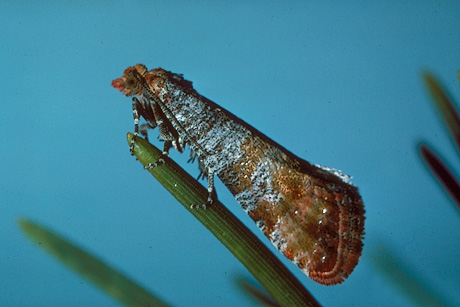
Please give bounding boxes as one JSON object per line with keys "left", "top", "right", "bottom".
{"left": 2, "top": 1, "right": 460, "bottom": 306}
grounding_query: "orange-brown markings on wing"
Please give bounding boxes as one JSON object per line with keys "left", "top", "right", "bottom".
{"left": 272, "top": 166, "right": 360, "bottom": 285}
{"left": 230, "top": 136, "right": 262, "bottom": 194}
{"left": 232, "top": 136, "right": 340, "bottom": 272}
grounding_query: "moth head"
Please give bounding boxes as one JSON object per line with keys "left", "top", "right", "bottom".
{"left": 111, "top": 64, "right": 148, "bottom": 97}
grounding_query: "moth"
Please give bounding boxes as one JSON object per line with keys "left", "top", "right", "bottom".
{"left": 112, "top": 65, "right": 365, "bottom": 285}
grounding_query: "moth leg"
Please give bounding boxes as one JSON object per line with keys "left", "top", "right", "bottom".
{"left": 139, "top": 123, "right": 151, "bottom": 141}
{"left": 132, "top": 97, "right": 157, "bottom": 154}
{"left": 151, "top": 99, "right": 183, "bottom": 153}
{"left": 206, "top": 168, "right": 215, "bottom": 205}
{"left": 162, "top": 141, "right": 173, "bottom": 156}
{"left": 130, "top": 97, "right": 142, "bottom": 155}
{"left": 143, "top": 140, "right": 170, "bottom": 170}
{"left": 144, "top": 157, "right": 165, "bottom": 170}
{"left": 192, "top": 168, "right": 216, "bottom": 209}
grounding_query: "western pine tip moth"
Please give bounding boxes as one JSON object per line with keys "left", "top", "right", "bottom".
{"left": 112, "top": 64, "right": 365, "bottom": 285}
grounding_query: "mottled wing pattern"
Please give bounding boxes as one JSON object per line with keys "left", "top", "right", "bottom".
{"left": 112, "top": 65, "right": 365, "bottom": 285}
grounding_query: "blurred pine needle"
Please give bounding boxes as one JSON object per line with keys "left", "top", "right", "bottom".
{"left": 419, "top": 72, "right": 460, "bottom": 211}
{"left": 19, "top": 219, "right": 169, "bottom": 307}
{"left": 371, "top": 71, "right": 460, "bottom": 307}
{"left": 234, "top": 276, "right": 278, "bottom": 307}
{"left": 371, "top": 242, "right": 452, "bottom": 306}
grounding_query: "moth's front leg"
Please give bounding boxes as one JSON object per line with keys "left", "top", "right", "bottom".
{"left": 130, "top": 97, "right": 142, "bottom": 155}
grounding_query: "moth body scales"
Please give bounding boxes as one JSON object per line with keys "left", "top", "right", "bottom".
{"left": 112, "top": 64, "right": 365, "bottom": 285}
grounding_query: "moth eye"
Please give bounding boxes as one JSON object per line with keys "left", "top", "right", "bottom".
{"left": 125, "top": 75, "right": 137, "bottom": 89}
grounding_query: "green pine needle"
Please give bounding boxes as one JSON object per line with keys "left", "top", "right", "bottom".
{"left": 127, "top": 133, "right": 319, "bottom": 307}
